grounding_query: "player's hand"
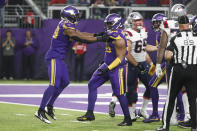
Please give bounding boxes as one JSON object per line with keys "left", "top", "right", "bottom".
{"left": 148, "top": 63, "right": 156, "bottom": 76}
{"left": 136, "top": 63, "right": 146, "bottom": 74}
{"left": 96, "top": 33, "right": 110, "bottom": 42}
{"left": 97, "top": 67, "right": 109, "bottom": 76}
{"left": 93, "top": 32, "right": 105, "bottom": 37}
{"left": 156, "top": 64, "right": 162, "bottom": 78}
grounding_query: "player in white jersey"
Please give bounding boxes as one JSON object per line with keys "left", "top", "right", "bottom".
{"left": 156, "top": 4, "right": 191, "bottom": 131}
{"left": 123, "top": 12, "right": 152, "bottom": 121}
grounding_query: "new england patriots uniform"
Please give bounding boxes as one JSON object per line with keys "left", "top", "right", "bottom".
{"left": 124, "top": 28, "right": 151, "bottom": 108}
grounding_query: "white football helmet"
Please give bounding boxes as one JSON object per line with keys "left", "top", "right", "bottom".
{"left": 127, "top": 12, "right": 144, "bottom": 30}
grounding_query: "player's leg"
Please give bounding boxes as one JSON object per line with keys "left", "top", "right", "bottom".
{"left": 176, "top": 91, "right": 185, "bottom": 122}
{"left": 137, "top": 62, "right": 151, "bottom": 120}
{"left": 35, "top": 59, "right": 61, "bottom": 124}
{"left": 77, "top": 63, "right": 109, "bottom": 121}
{"left": 143, "top": 63, "right": 166, "bottom": 123}
{"left": 110, "top": 65, "right": 132, "bottom": 126}
{"left": 126, "top": 63, "right": 138, "bottom": 121}
{"left": 109, "top": 93, "right": 117, "bottom": 117}
{"left": 46, "top": 60, "right": 70, "bottom": 120}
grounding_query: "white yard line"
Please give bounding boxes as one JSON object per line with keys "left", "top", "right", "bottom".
{"left": 0, "top": 83, "right": 168, "bottom": 89}
{"left": 0, "top": 101, "right": 123, "bottom": 116}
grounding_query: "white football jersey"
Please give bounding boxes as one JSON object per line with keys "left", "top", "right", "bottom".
{"left": 160, "top": 19, "right": 179, "bottom": 46}
{"left": 124, "top": 28, "right": 147, "bottom": 62}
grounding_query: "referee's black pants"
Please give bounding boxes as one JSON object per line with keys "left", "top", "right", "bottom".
{"left": 162, "top": 64, "right": 197, "bottom": 130}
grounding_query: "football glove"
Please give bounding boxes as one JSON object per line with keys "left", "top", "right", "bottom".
{"left": 136, "top": 63, "right": 146, "bottom": 74}
{"left": 156, "top": 64, "right": 162, "bottom": 78}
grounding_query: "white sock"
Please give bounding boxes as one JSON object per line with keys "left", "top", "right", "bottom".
{"left": 111, "top": 96, "right": 118, "bottom": 103}
{"left": 182, "top": 93, "right": 191, "bottom": 121}
{"left": 141, "top": 98, "right": 149, "bottom": 111}
{"left": 129, "top": 104, "right": 136, "bottom": 119}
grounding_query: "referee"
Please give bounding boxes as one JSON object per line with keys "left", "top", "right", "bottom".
{"left": 157, "top": 15, "right": 197, "bottom": 131}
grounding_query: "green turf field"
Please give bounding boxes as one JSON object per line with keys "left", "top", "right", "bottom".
{"left": 0, "top": 103, "right": 190, "bottom": 131}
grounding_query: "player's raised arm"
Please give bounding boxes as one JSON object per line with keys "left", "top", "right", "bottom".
{"left": 64, "top": 29, "right": 98, "bottom": 43}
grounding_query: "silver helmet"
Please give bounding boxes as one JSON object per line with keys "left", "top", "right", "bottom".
{"left": 127, "top": 12, "right": 144, "bottom": 29}
{"left": 171, "top": 4, "right": 187, "bottom": 20}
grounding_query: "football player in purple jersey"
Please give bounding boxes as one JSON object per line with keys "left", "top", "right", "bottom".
{"left": 34, "top": 6, "right": 108, "bottom": 124}
{"left": 77, "top": 13, "right": 133, "bottom": 126}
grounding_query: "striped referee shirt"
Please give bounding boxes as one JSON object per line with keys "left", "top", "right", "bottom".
{"left": 167, "top": 30, "right": 197, "bottom": 65}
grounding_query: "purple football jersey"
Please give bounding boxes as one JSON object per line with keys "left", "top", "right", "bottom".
{"left": 104, "top": 29, "right": 128, "bottom": 67}
{"left": 45, "top": 20, "right": 76, "bottom": 60}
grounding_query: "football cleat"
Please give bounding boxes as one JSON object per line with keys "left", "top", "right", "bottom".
{"left": 77, "top": 112, "right": 95, "bottom": 121}
{"left": 34, "top": 108, "right": 51, "bottom": 124}
{"left": 117, "top": 119, "right": 132, "bottom": 126}
{"left": 109, "top": 102, "right": 116, "bottom": 117}
{"left": 177, "top": 113, "right": 184, "bottom": 123}
{"left": 191, "top": 129, "right": 197, "bottom": 131}
{"left": 138, "top": 109, "right": 149, "bottom": 119}
{"left": 178, "top": 119, "right": 191, "bottom": 128}
{"left": 156, "top": 127, "right": 169, "bottom": 131}
{"left": 45, "top": 105, "right": 56, "bottom": 120}
{"left": 143, "top": 114, "right": 160, "bottom": 123}
{"left": 170, "top": 118, "right": 178, "bottom": 126}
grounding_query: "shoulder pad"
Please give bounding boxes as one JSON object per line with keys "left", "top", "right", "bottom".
{"left": 108, "top": 31, "right": 122, "bottom": 40}
{"left": 63, "top": 22, "right": 75, "bottom": 30}
{"left": 124, "top": 30, "right": 133, "bottom": 37}
{"left": 162, "top": 21, "right": 169, "bottom": 28}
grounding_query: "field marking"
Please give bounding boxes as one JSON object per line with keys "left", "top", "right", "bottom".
{"left": 60, "top": 113, "right": 72, "bottom": 116}
{"left": 16, "top": 114, "right": 26, "bottom": 116}
{"left": 0, "top": 101, "right": 123, "bottom": 116}
{"left": 0, "top": 93, "right": 167, "bottom": 98}
{"left": 0, "top": 83, "right": 168, "bottom": 89}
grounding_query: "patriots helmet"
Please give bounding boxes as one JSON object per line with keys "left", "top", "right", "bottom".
{"left": 190, "top": 15, "right": 197, "bottom": 33}
{"left": 171, "top": 4, "right": 187, "bottom": 20}
{"left": 104, "top": 13, "right": 123, "bottom": 32}
{"left": 127, "top": 12, "right": 144, "bottom": 30}
{"left": 152, "top": 13, "right": 167, "bottom": 31}
{"left": 60, "top": 6, "right": 79, "bottom": 24}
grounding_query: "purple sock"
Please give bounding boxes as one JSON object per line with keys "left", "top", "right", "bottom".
{"left": 150, "top": 87, "right": 159, "bottom": 115}
{"left": 40, "top": 85, "right": 55, "bottom": 109}
{"left": 117, "top": 95, "right": 130, "bottom": 116}
{"left": 47, "top": 87, "right": 64, "bottom": 106}
{"left": 177, "top": 92, "right": 184, "bottom": 113}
